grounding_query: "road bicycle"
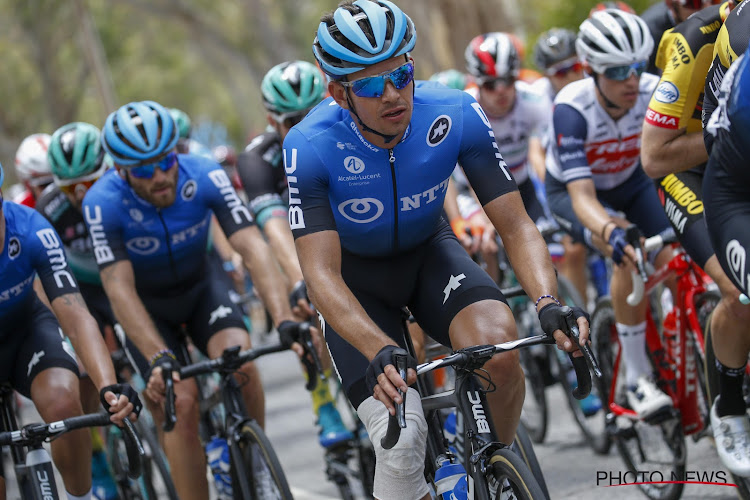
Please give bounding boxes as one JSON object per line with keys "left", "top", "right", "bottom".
{"left": 381, "top": 307, "right": 600, "bottom": 499}
{"left": 0, "top": 383, "right": 144, "bottom": 500}
{"left": 590, "top": 226, "right": 719, "bottom": 500}
{"left": 162, "top": 326, "right": 320, "bottom": 500}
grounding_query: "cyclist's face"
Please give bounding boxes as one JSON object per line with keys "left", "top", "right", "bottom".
{"left": 331, "top": 56, "right": 414, "bottom": 148}
{"left": 122, "top": 156, "right": 179, "bottom": 208}
{"left": 478, "top": 78, "right": 516, "bottom": 117}
{"left": 597, "top": 72, "right": 641, "bottom": 112}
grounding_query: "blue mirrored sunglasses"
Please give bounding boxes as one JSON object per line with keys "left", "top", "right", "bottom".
{"left": 603, "top": 60, "right": 647, "bottom": 81}
{"left": 340, "top": 62, "right": 415, "bottom": 98}
{"left": 127, "top": 152, "right": 178, "bottom": 179}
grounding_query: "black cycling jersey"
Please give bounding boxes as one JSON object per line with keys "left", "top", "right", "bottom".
{"left": 236, "top": 130, "right": 289, "bottom": 229}
{"left": 641, "top": 1, "right": 676, "bottom": 75}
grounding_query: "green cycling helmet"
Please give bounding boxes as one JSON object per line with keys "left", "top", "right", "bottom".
{"left": 429, "top": 69, "right": 467, "bottom": 91}
{"left": 169, "top": 108, "right": 192, "bottom": 139}
{"left": 48, "top": 122, "right": 106, "bottom": 181}
{"left": 261, "top": 61, "right": 326, "bottom": 115}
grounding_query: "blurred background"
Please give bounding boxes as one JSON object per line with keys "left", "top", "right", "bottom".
{"left": 0, "top": 0, "right": 657, "bottom": 185}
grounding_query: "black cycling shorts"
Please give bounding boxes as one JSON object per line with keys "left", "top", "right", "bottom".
{"left": 133, "top": 256, "right": 246, "bottom": 375}
{"left": 655, "top": 170, "right": 715, "bottom": 268}
{"left": 0, "top": 297, "right": 79, "bottom": 398}
{"left": 320, "top": 221, "right": 507, "bottom": 409}
{"left": 546, "top": 168, "right": 671, "bottom": 246}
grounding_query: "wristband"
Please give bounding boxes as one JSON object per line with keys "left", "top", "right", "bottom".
{"left": 600, "top": 220, "right": 616, "bottom": 240}
{"left": 535, "top": 294, "right": 561, "bottom": 311}
{"left": 149, "top": 349, "right": 176, "bottom": 367}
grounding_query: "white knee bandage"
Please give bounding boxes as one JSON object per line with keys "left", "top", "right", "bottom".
{"left": 357, "top": 388, "right": 430, "bottom": 500}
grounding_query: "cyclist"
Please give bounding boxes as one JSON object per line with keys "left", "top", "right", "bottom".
{"left": 292, "top": 2, "right": 589, "bottom": 499}
{"left": 459, "top": 32, "right": 551, "bottom": 283}
{"left": 37, "top": 122, "right": 122, "bottom": 499}
{"left": 641, "top": 0, "right": 724, "bottom": 74}
{"left": 0, "top": 160, "right": 140, "bottom": 500}
{"left": 236, "top": 60, "right": 353, "bottom": 449}
{"left": 589, "top": 1, "right": 636, "bottom": 16}
{"left": 639, "top": 1, "right": 750, "bottom": 473}
{"left": 82, "top": 100, "right": 306, "bottom": 500}
{"left": 546, "top": 9, "right": 675, "bottom": 418}
{"left": 12, "top": 133, "right": 54, "bottom": 208}
{"left": 703, "top": 43, "right": 750, "bottom": 477}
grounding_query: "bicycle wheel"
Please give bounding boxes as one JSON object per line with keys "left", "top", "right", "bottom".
{"left": 587, "top": 297, "right": 616, "bottom": 455}
{"left": 484, "top": 448, "right": 546, "bottom": 500}
{"left": 511, "top": 422, "right": 550, "bottom": 500}
{"left": 231, "top": 419, "right": 293, "bottom": 500}
{"left": 556, "top": 276, "right": 611, "bottom": 454}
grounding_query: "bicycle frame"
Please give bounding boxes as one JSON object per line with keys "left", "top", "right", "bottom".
{"left": 605, "top": 245, "right": 712, "bottom": 434}
{"left": 0, "top": 385, "right": 36, "bottom": 500}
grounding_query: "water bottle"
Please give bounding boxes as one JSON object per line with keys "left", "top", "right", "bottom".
{"left": 433, "top": 457, "right": 467, "bottom": 500}
{"left": 442, "top": 411, "right": 460, "bottom": 457}
{"left": 205, "top": 436, "right": 233, "bottom": 499}
{"left": 588, "top": 253, "right": 609, "bottom": 298}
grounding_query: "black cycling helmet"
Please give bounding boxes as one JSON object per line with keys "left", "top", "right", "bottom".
{"left": 533, "top": 28, "right": 578, "bottom": 70}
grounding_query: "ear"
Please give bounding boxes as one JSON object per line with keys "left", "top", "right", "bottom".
{"left": 329, "top": 80, "right": 349, "bottom": 110}
{"left": 266, "top": 114, "right": 277, "bottom": 128}
{"left": 115, "top": 165, "right": 127, "bottom": 179}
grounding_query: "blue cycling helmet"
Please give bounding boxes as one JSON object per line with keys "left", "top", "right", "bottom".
{"left": 101, "top": 101, "right": 179, "bottom": 166}
{"left": 313, "top": 0, "right": 417, "bottom": 79}
{"left": 0, "top": 161, "right": 4, "bottom": 188}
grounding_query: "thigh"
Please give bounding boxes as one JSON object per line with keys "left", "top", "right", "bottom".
{"left": 13, "top": 300, "right": 79, "bottom": 399}
{"left": 604, "top": 168, "right": 671, "bottom": 238}
{"left": 545, "top": 174, "right": 589, "bottom": 245}
{"left": 409, "top": 225, "right": 506, "bottom": 347}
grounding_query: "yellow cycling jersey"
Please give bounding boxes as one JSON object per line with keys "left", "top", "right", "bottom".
{"left": 646, "top": 2, "right": 731, "bottom": 133}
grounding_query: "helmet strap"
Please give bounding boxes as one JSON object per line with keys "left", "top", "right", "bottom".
{"left": 592, "top": 73, "right": 621, "bottom": 110}
{"left": 344, "top": 91, "right": 399, "bottom": 144}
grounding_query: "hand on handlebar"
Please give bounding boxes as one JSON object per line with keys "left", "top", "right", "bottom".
{"left": 145, "top": 356, "right": 181, "bottom": 404}
{"left": 538, "top": 303, "right": 590, "bottom": 354}
{"left": 365, "top": 345, "right": 418, "bottom": 415}
{"left": 99, "top": 383, "right": 142, "bottom": 425}
{"left": 608, "top": 226, "right": 638, "bottom": 267}
{"left": 289, "top": 280, "right": 315, "bottom": 320}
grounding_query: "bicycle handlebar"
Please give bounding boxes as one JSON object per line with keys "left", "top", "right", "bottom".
{"left": 0, "top": 412, "right": 144, "bottom": 479}
{"left": 381, "top": 309, "right": 600, "bottom": 449}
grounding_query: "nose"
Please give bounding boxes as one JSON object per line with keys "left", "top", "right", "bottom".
{"left": 381, "top": 80, "right": 400, "bottom": 101}
{"left": 150, "top": 166, "right": 169, "bottom": 182}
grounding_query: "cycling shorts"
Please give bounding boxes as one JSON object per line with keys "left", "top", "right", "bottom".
{"left": 546, "top": 167, "right": 671, "bottom": 246}
{"left": 0, "top": 297, "right": 79, "bottom": 398}
{"left": 654, "top": 170, "right": 715, "bottom": 268}
{"left": 132, "top": 257, "right": 246, "bottom": 375}
{"left": 320, "top": 221, "right": 507, "bottom": 409}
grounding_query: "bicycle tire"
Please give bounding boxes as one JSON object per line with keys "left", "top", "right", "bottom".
{"left": 589, "top": 297, "right": 618, "bottom": 455}
{"left": 485, "top": 448, "right": 546, "bottom": 500}
{"left": 231, "top": 419, "right": 293, "bottom": 500}
{"left": 511, "top": 422, "right": 550, "bottom": 500}
{"left": 557, "top": 276, "right": 611, "bottom": 454}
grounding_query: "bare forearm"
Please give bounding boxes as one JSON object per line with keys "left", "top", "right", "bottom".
{"left": 306, "top": 270, "right": 394, "bottom": 361}
{"left": 503, "top": 221, "right": 558, "bottom": 301}
{"left": 264, "top": 217, "right": 304, "bottom": 286}
{"left": 642, "top": 130, "right": 708, "bottom": 178}
{"left": 571, "top": 191, "right": 613, "bottom": 242}
{"left": 53, "top": 294, "right": 117, "bottom": 390}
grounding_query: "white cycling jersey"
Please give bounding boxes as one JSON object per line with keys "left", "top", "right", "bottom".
{"left": 465, "top": 81, "right": 551, "bottom": 185}
{"left": 545, "top": 73, "right": 659, "bottom": 191}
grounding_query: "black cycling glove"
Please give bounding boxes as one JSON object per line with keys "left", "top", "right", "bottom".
{"left": 277, "top": 320, "right": 307, "bottom": 348}
{"left": 538, "top": 303, "right": 590, "bottom": 339}
{"left": 289, "top": 280, "right": 310, "bottom": 310}
{"left": 608, "top": 227, "right": 628, "bottom": 265}
{"left": 365, "top": 345, "right": 417, "bottom": 395}
{"left": 99, "top": 383, "right": 143, "bottom": 417}
{"left": 144, "top": 352, "right": 180, "bottom": 386}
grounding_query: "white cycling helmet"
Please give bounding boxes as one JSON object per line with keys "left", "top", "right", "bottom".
{"left": 15, "top": 133, "right": 53, "bottom": 186}
{"left": 576, "top": 10, "right": 653, "bottom": 74}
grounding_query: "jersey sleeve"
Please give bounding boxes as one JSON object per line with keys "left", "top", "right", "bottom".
{"left": 236, "top": 149, "right": 288, "bottom": 228}
{"left": 82, "top": 189, "right": 129, "bottom": 269}
{"left": 28, "top": 211, "right": 79, "bottom": 301}
{"left": 282, "top": 128, "right": 336, "bottom": 238}
{"left": 202, "top": 165, "right": 255, "bottom": 238}
{"left": 456, "top": 92, "right": 518, "bottom": 206}
{"left": 551, "top": 104, "right": 590, "bottom": 184}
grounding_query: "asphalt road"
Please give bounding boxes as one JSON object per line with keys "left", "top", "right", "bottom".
{"left": 4, "top": 332, "right": 742, "bottom": 500}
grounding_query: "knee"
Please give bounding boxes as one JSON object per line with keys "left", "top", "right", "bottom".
{"left": 722, "top": 294, "right": 750, "bottom": 323}
{"left": 484, "top": 353, "right": 523, "bottom": 387}
{"left": 33, "top": 378, "right": 82, "bottom": 421}
{"left": 172, "top": 384, "right": 200, "bottom": 433}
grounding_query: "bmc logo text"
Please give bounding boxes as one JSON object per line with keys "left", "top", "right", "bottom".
{"left": 36, "top": 229, "right": 75, "bottom": 289}
{"left": 467, "top": 391, "right": 491, "bottom": 434}
{"left": 85, "top": 205, "right": 115, "bottom": 264}
{"left": 208, "top": 170, "right": 252, "bottom": 225}
{"left": 284, "top": 148, "right": 305, "bottom": 230}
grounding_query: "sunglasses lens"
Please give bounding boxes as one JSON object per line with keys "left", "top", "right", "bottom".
{"left": 390, "top": 63, "right": 415, "bottom": 90}
{"left": 604, "top": 61, "right": 646, "bottom": 80}
{"left": 350, "top": 62, "right": 414, "bottom": 97}
{"left": 129, "top": 152, "right": 177, "bottom": 179}
{"left": 482, "top": 76, "right": 514, "bottom": 90}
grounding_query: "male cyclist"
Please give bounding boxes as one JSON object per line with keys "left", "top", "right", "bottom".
{"left": 37, "top": 122, "right": 121, "bottom": 499}
{"left": 12, "top": 133, "right": 54, "bottom": 208}
{"left": 546, "top": 9, "right": 674, "bottom": 418}
{"left": 704, "top": 43, "right": 750, "bottom": 477}
{"left": 641, "top": 0, "right": 725, "bottom": 74}
{"left": 639, "top": 0, "right": 750, "bottom": 474}
{"left": 289, "top": 2, "right": 589, "bottom": 499}
{"left": 236, "top": 60, "right": 353, "bottom": 449}
{"left": 0, "top": 160, "right": 140, "bottom": 500}
{"left": 82, "top": 100, "right": 306, "bottom": 500}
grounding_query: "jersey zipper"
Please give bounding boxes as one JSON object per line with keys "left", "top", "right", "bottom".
{"left": 388, "top": 148, "right": 398, "bottom": 253}
{"left": 157, "top": 209, "right": 179, "bottom": 281}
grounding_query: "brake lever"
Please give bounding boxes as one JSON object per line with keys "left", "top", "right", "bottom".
{"left": 563, "top": 307, "right": 601, "bottom": 379}
{"left": 161, "top": 362, "right": 177, "bottom": 432}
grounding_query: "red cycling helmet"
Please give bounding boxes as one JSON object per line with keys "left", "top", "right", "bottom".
{"left": 589, "top": 1, "right": 636, "bottom": 17}
{"left": 669, "top": 0, "right": 723, "bottom": 9}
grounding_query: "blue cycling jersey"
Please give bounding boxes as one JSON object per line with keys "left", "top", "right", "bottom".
{"left": 283, "top": 85, "right": 518, "bottom": 256}
{"left": 82, "top": 154, "right": 253, "bottom": 294}
{"left": 0, "top": 202, "right": 78, "bottom": 321}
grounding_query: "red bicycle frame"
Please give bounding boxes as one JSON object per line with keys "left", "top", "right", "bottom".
{"left": 605, "top": 244, "right": 713, "bottom": 435}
